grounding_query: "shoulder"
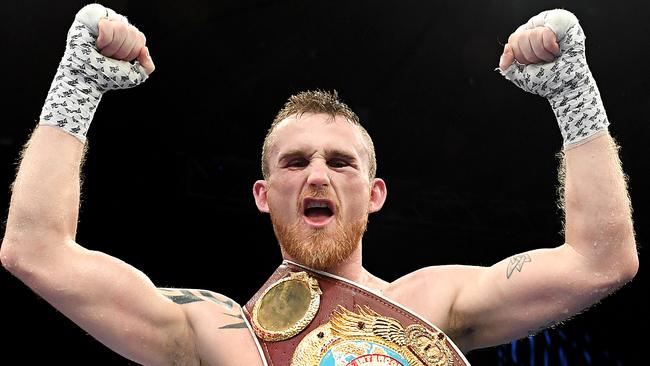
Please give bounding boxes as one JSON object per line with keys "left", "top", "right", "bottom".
{"left": 389, "top": 264, "right": 483, "bottom": 294}
{"left": 385, "top": 265, "right": 485, "bottom": 333}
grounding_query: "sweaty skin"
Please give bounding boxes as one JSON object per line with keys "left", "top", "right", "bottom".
{"left": 1, "top": 7, "right": 637, "bottom": 366}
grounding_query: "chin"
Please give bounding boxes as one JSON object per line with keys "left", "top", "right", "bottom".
{"left": 283, "top": 236, "right": 356, "bottom": 270}
{"left": 271, "top": 215, "right": 367, "bottom": 271}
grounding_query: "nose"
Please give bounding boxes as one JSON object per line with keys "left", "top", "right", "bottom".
{"left": 306, "top": 159, "right": 330, "bottom": 187}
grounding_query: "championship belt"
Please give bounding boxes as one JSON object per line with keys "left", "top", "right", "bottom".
{"left": 243, "top": 261, "right": 470, "bottom": 366}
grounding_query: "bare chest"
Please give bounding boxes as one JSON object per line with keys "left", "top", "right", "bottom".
{"left": 187, "top": 271, "right": 455, "bottom": 365}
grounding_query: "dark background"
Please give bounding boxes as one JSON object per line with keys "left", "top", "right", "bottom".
{"left": 1, "top": 0, "right": 647, "bottom": 364}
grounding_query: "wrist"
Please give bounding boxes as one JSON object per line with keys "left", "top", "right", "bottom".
{"left": 548, "top": 71, "right": 610, "bottom": 149}
{"left": 39, "top": 41, "right": 104, "bottom": 143}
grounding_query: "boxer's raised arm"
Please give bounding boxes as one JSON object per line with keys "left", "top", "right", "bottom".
{"left": 0, "top": 5, "right": 200, "bottom": 365}
{"left": 441, "top": 10, "right": 637, "bottom": 351}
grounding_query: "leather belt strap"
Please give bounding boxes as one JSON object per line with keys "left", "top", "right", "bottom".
{"left": 243, "top": 260, "right": 470, "bottom": 365}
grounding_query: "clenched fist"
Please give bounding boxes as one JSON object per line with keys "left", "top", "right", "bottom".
{"left": 497, "top": 9, "right": 610, "bottom": 149}
{"left": 97, "top": 18, "right": 154, "bottom": 74}
{"left": 39, "top": 3, "right": 155, "bottom": 143}
{"left": 499, "top": 26, "right": 560, "bottom": 70}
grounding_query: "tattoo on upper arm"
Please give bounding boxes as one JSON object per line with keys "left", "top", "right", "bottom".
{"left": 158, "top": 288, "right": 247, "bottom": 330}
{"left": 158, "top": 288, "right": 234, "bottom": 309}
{"left": 506, "top": 254, "right": 532, "bottom": 279}
{"left": 219, "top": 313, "right": 247, "bottom": 329}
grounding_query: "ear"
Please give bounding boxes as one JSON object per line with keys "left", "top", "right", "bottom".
{"left": 253, "top": 180, "right": 270, "bottom": 213}
{"left": 368, "top": 178, "right": 387, "bottom": 213}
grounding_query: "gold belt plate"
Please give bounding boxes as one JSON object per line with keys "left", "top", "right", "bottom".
{"left": 251, "top": 271, "right": 322, "bottom": 341}
{"left": 292, "top": 305, "right": 454, "bottom": 366}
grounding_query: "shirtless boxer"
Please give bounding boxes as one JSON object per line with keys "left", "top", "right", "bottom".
{"left": 1, "top": 4, "right": 637, "bottom": 365}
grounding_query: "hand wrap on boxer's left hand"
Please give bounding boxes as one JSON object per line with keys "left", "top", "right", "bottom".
{"left": 499, "top": 9, "right": 609, "bottom": 150}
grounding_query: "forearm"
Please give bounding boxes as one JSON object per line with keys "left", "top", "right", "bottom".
{"left": 563, "top": 134, "right": 637, "bottom": 276}
{"left": 2, "top": 5, "right": 151, "bottom": 265}
{"left": 498, "top": 10, "right": 638, "bottom": 278}
{"left": 2, "top": 126, "right": 84, "bottom": 256}
{"left": 2, "top": 127, "right": 190, "bottom": 366}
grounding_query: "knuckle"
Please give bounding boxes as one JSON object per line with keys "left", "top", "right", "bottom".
{"left": 511, "top": 44, "right": 520, "bottom": 56}
{"left": 128, "top": 26, "right": 139, "bottom": 37}
{"left": 543, "top": 29, "right": 556, "bottom": 41}
{"left": 103, "top": 22, "right": 114, "bottom": 35}
{"left": 114, "top": 21, "right": 128, "bottom": 34}
{"left": 515, "top": 33, "right": 527, "bottom": 44}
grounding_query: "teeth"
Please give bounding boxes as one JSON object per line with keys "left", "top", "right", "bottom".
{"left": 307, "top": 201, "right": 329, "bottom": 209}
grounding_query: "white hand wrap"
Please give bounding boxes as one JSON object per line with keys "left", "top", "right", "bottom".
{"left": 499, "top": 9, "right": 609, "bottom": 150}
{"left": 39, "top": 4, "right": 148, "bottom": 143}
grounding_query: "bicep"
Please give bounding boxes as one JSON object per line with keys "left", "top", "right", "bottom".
{"left": 15, "top": 239, "right": 195, "bottom": 365}
{"left": 451, "top": 244, "right": 611, "bottom": 351}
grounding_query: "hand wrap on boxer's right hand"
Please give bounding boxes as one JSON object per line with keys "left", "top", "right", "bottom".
{"left": 39, "top": 4, "right": 149, "bottom": 143}
{"left": 499, "top": 10, "right": 609, "bottom": 150}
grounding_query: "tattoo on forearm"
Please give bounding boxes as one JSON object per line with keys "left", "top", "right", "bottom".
{"left": 158, "top": 288, "right": 234, "bottom": 309}
{"left": 219, "top": 313, "right": 247, "bottom": 329}
{"left": 506, "top": 254, "right": 532, "bottom": 279}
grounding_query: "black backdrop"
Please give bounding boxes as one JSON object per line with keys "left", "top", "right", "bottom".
{"left": 1, "top": 0, "right": 647, "bottom": 364}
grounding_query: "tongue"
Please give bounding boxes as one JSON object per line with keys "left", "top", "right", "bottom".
{"left": 305, "top": 207, "right": 332, "bottom": 220}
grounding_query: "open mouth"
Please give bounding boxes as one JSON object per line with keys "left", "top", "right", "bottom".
{"left": 303, "top": 198, "right": 335, "bottom": 224}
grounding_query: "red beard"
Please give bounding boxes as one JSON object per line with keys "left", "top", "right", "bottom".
{"left": 271, "top": 213, "right": 368, "bottom": 270}
{"left": 268, "top": 185, "right": 367, "bottom": 269}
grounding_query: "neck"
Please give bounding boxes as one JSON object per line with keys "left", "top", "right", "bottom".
{"left": 321, "top": 246, "right": 365, "bottom": 281}
{"left": 281, "top": 244, "right": 387, "bottom": 291}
